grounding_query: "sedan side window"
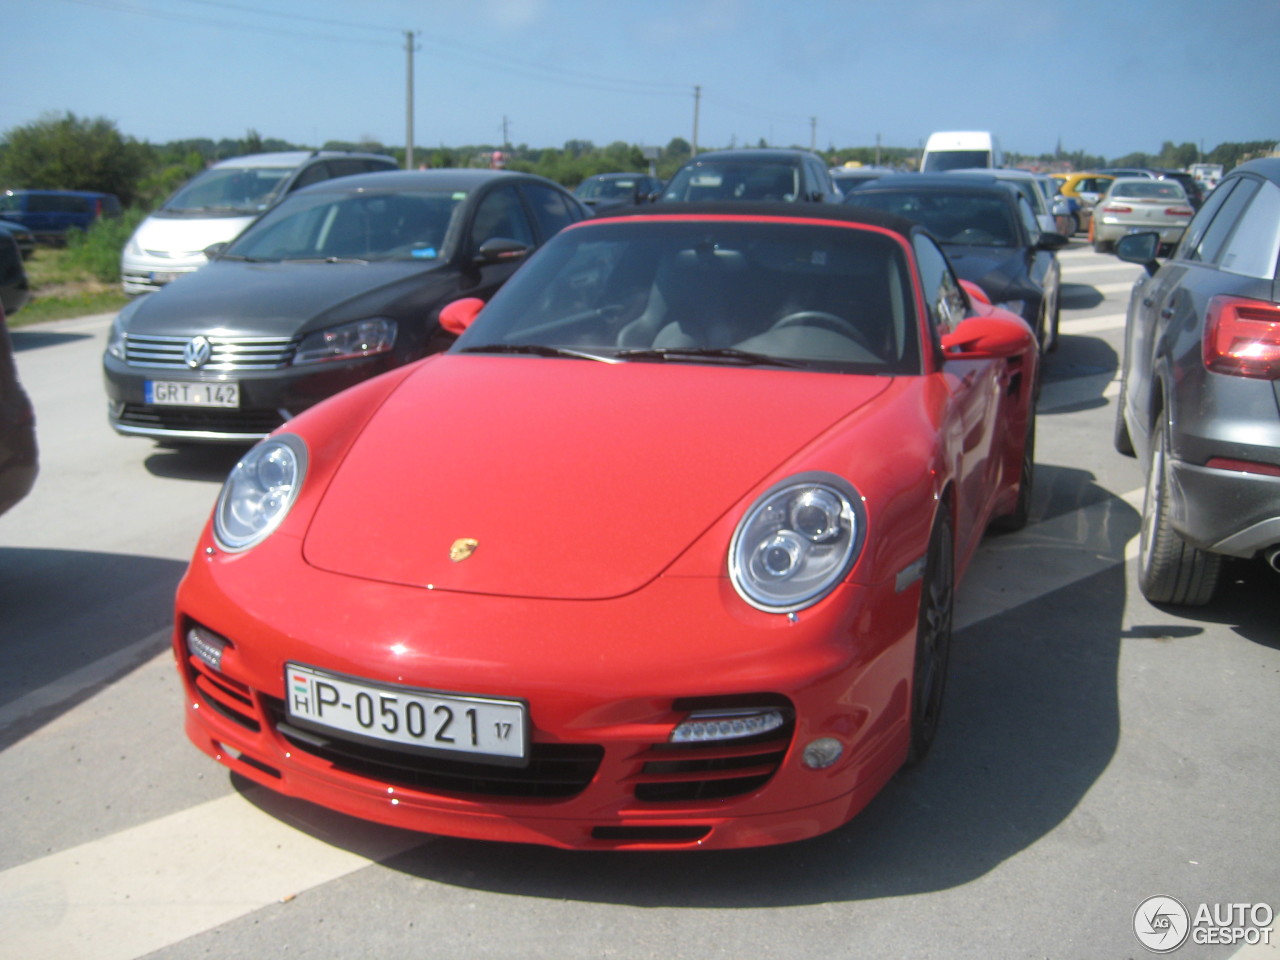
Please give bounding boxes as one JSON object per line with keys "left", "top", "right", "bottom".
{"left": 469, "top": 185, "right": 535, "bottom": 253}
{"left": 1216, "top": 178, "right": 1280, "bottom": 280}
{"left": 522, "top": 183, "right": 579, "bottom": 241}
{"left": 913, "top": 235, "right": 965, "bottom": 336}
{"left": 1188, "top": 179, "right": 1258, "bottom": 265}
{"left": 1175, "top": 178, "right": 1239, "bottom": 259}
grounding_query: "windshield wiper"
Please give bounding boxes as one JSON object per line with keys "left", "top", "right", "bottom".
{"left": 457, "top": 343, "right": 619, "bottom": 363}
{"left": 286, "top": 256, "right": 370, "bottom": 264}
{"left": 613, "top": 347, "right": 808, "bottom": 368}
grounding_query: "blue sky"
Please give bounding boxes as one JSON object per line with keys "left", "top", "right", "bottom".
{"left": 4, "top": 0, "right": 1278, "bottom": 161}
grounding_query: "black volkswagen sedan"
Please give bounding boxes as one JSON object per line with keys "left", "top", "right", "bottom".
{"left": 845, "top": 175, "right": 1066, "bottom": 353}
{"left": 104, "top": 170, "right": 587, "bottom": 444}
{"left": 659, "top": 149, "right": 841, "bottom": 204}
{"left": 1113, "top": 158, "right": 1280, "bottom": 605}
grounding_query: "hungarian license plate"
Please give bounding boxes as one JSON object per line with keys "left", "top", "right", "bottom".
{"left": 145, "top": 380, "right": 239, "bottom": 407}
{"left": 285, "top": 663, "right": 529, "bottom": 764}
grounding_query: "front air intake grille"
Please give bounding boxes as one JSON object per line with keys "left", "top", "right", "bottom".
{"left": 630, "top": 728, "right": 793, "bottom": 803}
{"left": 125, "top": 334, "right": 296, "bottom": 370}
{"left": 185, "top": 654, "right": 261, "bottom": 732}
{"left": 265, "top": 699, "right": 603, "bottom": 799}
{"left": 116, "top": 404, "right": 285, "bottom": 436}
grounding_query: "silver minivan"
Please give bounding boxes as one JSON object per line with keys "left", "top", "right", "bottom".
{"left": 120, "top": 150, "right": 397, "bottom": 294}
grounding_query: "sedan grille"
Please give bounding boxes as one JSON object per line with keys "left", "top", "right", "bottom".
{"left": 124, "top": 333, "right": 296, "bottom": 370}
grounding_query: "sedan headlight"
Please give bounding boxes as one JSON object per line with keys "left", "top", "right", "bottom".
{"left": 213, "top": 434, "right": 308, "bottom": 551}
{"left": 106, "top": 315, "right": 127, "bottom": 360}
{"left": 294, "top": 318, "right": 396, "bottom": 365}
{"left": 728, "top": 473, "right": 864, "bottom": 612}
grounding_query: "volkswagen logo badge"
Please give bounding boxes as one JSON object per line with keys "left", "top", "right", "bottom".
{"left": 184, "top": 336, "right": 213, "bottom": 369}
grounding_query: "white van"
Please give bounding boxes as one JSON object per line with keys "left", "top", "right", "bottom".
{"left": 920, "top": 132, "right": 1003, "bottom": 173}
{"left": 120, "top": 150, "right": 397, "bottom": 294}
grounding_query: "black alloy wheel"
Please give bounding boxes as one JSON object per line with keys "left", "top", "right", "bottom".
{"left": 1137, "top": 420, "right": 1222, "bottom": 605}
{"left": 908, "top": 511, "right": 955, "bottom": 764}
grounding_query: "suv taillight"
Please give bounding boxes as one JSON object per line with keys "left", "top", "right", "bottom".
{"left": 1203, "top": 295, "right": 1280, "bottom": 379}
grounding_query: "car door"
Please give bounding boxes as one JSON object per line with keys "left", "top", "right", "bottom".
{"left": 457, "top": 183, "right": 537, "bottom": 302}
{"left": 1122, "top": 176, "right": 1257, "bottom": 458}
{"left": 916, "top": 234, "right": 1003, "bottom": 559}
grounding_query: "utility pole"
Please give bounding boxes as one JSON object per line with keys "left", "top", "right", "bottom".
{"left": 404, "top": 30, "right": 419, "bottom": 169}
{"left": 502, "top": 116, "right": 511, "bottom": 150}
{"left": 810, "top": 117, "right": 817, "bottom": 152}
{"left": 692, "top": 85, "right": 701, "bottom": 157}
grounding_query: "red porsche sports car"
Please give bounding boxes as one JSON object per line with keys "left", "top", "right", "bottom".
{"left": 175, "top": 204, "right": 1037, "bottom": 850}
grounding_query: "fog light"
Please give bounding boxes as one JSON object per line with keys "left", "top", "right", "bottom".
{"left": 802, "top": 737, "right": 843, "bottom": 769}
{"left": 670, "top": 708, "right": 785, "bottom": 743}
{"left": 187, "top": 624, "right": 227, "bottom": 672}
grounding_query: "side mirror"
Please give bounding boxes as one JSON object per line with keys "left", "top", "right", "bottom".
{"left": 474, "top": 237, "right": 530, "bottom": 265}
{"left": 959, "top": 279, "right": 991, "bottom": 305}
{"left": 941, "top": 315, "right": 1033, "bottom": 360}
{"left": 439, "top": 297, "right": 485, "bottom": 336}
{"left": 203, "top": 242, "right": 229, "bottom": 259}
{"left": 1115, "top": 231, "right": 1161, "bottom": 276}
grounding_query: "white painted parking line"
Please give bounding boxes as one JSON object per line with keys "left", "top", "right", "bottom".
{"left": 1059, "top": 311, "right": 1127, "bottom": 334}
{"left": 0, "top": 787, "right": 421, "bottom": 960}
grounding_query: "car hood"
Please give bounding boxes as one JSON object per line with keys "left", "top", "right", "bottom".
{"left": 302, "top": 355, "right": 893, "bottom": 600}
{"left": 122, "top": 259, "right": 443, "bottom": 336}
{"left": 130, "top": 213, "right": 258, "bottom": 257}
{"left": 941, "top": 244, "right": 1029, "bottom": 300}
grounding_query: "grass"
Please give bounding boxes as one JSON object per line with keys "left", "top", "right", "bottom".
{"left": 11, "top": 238, "right": 131, "bottom": 328}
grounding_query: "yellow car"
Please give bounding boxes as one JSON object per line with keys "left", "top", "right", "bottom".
{"left": 1050, "top": 173, "right": 1116, "bottom": 233}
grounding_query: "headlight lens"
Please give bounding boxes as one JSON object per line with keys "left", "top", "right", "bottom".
{"left": 213, "top": 434, "right": 308, "bottom": 551}
{"left": 294, "top": 318, "right": 396, "bottom": 365}
{"left": 106, "top": 315, "right": 127, "bottom": 360}
{"left": 728, "top": 473, "right": 864, "bottom": 612}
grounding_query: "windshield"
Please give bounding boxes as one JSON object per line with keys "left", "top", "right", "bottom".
{"left": 846, "top": 191, "right": 1017, "bottom": 247}
{"left": 577, "top": 178, "right": 639, "bottom": 200}
{"left": 452, "top": 219, "right": 920, "bottom": 374}
{"left": 223, "top": 189, "right": 466, "bottom": 262}
{"left": 662, "top": 162, "right": 801, "bottom": 202}
{"left": 163, "top": 166, "right": 296, "bottom": 215}
{"left": 922, "top": 150, "right": 992, "bottom": 173}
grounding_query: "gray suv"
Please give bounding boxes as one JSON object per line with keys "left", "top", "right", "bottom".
{"left": 1114, "top": 158, "right": 1280, "bottom": 605}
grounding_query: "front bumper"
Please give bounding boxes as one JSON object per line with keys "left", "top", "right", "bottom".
{"left": 103, "top": 351, "right": 402, "bottom": 443}
{"left": 175, "top": 530, "right": 920, "bottom": 850}
{"left": 1094, "top": 220, "right": 1186, "bottom": 246}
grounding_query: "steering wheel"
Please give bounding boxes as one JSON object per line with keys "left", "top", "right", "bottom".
{"left": 770, "top": 310, "right": 871, "bottom": 349}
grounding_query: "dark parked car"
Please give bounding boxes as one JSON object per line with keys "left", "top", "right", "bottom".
{"left": 659, "top": 149, "right": 841, "bottom": 204}
{"left": 104, "top": 169, "right": 589, "bottom": 444}
{"left": 0, "top": 228, "right": 30, "bottom": 316}
{"left": 1113, "top": 157, "right": 1280, "bottom": 605}
{"left": 830, "top": 165, "right": 895, "bottom": 196}
{"left": 0, "top": 302, "right": 38, "bottom": 517}
{"left": 0, "top": 220, "right": 36, "bottom": 260}
{"left": 0, "top": 189, "right": 121, "bottom": 243}
{"left": 573, "top": 172, "right": 665, "bottom": 212}
{"left": 845, "top": 174, "right": 1066, "bottom": 352}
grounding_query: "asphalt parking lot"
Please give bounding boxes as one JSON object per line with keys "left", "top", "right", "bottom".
{"left": 1, "top": 240, "right": 1276, "bottom": 959}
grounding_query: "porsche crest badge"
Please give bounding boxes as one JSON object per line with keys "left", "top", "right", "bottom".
{"left": 449, "top": 538, "right": 479, "bottom": 563}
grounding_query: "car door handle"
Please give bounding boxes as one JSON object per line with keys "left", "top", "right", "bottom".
{"left": 1160, "top": 307, "right": 1175, "bottom": 320}
{"left": 1142, "top": 297, "right": 1155, "bottom": 308}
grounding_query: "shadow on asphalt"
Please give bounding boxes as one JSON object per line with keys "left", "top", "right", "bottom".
{"left": 8, "top": 328, "right": 95, "bottom": 352}
{"left": 144, "top": 443, "right": 248, "bottom": 483}
{"left": 0, "top": 547, "right": 185, "bottom": 750}
{"left": 1057, "top": 282, "right": 1107, "bottom": 311}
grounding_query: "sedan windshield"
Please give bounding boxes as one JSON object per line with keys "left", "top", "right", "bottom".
{"left": 223, "top": 190, "right": 466, "bottom": 262}
{"left": 847, "top": 191, "right": 1017, "bottom": 247}
{"left": 162, "top": 166, "right": 294, "bottom": 215}
{"left": 452, "top": 220, "right": 921, "bottom": 374}
{"left": 662, "top": 162, "right": 801, "bottom": 202}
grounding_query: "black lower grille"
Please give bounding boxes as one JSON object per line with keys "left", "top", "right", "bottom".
{"left": 264, "top": 699, "right": 602, "bottom": 799}
{"left": 117, "top": 403, "right": 285, "bottom": 436}
{"left": 632, "top": 731, "right": 792, "bottom": 803}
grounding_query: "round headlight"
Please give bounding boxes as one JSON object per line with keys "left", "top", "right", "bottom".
{"left": 213, "top": 434, "right": 308, "bottom": 551}
{"left": 729, "top": 474, "right": 864, "bottom": 612}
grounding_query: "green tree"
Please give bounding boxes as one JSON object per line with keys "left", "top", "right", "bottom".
{"left": 0, "top": 112, "right": 150, "bottom": 205}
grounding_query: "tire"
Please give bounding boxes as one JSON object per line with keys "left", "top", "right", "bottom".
{"left": 1113, "top": 375, "right": 1135, "bottom": 456}
{"left": 1046, "top": 290, "right": 1061, "bottom": 354}
{"left": 1093, "top": 237, "right": 1112, "bottom": 254}
{"left": 908, "top": 511, "right": 954, "bottom": 764}
{"left": 1068, "top": 213, "right": 1080, "bottom": 236}
{"left": 991, "top": 411, "right": 1035, "bottom": 533}
{"left": 1137, "top": 422, "right": 1222, "bottom": 605}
